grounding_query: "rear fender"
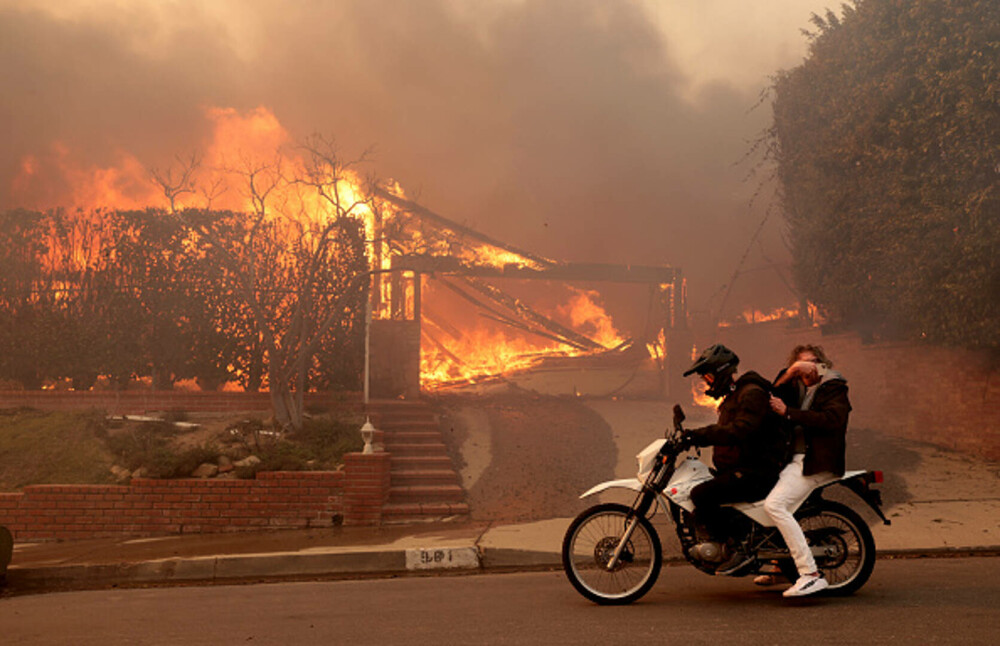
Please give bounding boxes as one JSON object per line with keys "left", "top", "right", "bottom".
{"left": 818, "top": 470, "right": 892, "bottom": 525}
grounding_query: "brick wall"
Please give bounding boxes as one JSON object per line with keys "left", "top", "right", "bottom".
{"left": 0, "top": 470, "right": 347, "bottom": 541}
{"left": 0, "top": 391, "right": 360, "bottom": 416}
{"left": 343, "top": 452, "right": 392, "bottom": 526}
{"left": 702, "top": 323, "right": 1000, "bottom": 461}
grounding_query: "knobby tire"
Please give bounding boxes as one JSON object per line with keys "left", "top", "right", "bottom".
{"left": 562, "top": 502, "right": 662, "bottom": 605}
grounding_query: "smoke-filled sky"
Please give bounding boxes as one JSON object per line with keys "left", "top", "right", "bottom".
{"left": 0, "top": 0, "right": 836, "bottom": 319}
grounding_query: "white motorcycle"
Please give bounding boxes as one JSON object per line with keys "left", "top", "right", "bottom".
{"left": 562, "top": 405, "right": 890, "bottom": 604}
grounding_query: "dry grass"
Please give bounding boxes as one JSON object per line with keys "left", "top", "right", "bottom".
{"left": 0, "top": 408, "right": 114, "bottom": 491}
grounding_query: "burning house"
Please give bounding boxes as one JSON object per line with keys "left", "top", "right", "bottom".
{"left": 3, "top": 106, "right": 698, "bottom": 403}
{"left": 366, "top": 188, "right": 692, "bottom": 401}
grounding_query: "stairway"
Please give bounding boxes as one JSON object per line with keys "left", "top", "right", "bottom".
{"left": 367, "top": 400, "right": 469, "bottom": 524}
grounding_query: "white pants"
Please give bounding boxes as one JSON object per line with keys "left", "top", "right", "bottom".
{"left": 764, "top": 454, "right": 832, "bottom": 576}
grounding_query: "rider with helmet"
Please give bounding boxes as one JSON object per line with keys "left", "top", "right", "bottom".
{"left": 682, "top": 344, "right": 787, "bottom": 574}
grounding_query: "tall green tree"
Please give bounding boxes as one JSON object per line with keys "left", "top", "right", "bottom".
{"left": 770, "top": 0, "right": 999, "bottom": 348}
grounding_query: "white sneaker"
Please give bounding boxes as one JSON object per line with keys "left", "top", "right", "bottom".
{"left": 783, "top": 573, "right": 829, "bottom": 597}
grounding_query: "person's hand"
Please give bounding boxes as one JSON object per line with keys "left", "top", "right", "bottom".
{"left": 776, "top": 360, "right": 820, "bottom": 387}
{"left": 769, "top": 395, "right": 787, "bottom": 416}
{"left": 683, "top": 429, "right": 708, "bottom": 448}
{"left": 790, "top": 360, "right": 821, "bottom": 386}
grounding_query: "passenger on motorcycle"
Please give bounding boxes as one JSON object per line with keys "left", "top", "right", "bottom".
{"left": 682, "top": 344, "right": 786, "bottom": 575}
{"left": 765, "top": 344, "right": 852, "bottom": 597}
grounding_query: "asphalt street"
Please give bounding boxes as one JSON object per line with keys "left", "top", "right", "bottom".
{"left": 1, "top": 556, "right": 996, "bottom": 645}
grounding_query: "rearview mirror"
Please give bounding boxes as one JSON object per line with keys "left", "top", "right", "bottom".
{"left": 672, "top": 404, "right": 685, "bottom": 429}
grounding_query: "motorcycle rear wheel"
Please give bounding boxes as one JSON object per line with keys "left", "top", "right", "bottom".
{"left": 781, "top": 500, "right": 876, "bottom": 595}
{"left": 562, "top": 502, "right": 662, "bottom": 605}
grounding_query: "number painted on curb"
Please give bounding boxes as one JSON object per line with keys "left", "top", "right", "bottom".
{"left": 405, "top": 546, "right": 479, "bottom": 571}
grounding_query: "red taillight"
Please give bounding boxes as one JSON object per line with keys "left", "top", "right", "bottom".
{"left": 871, "top": 470, "right": 884, "bottom": 483}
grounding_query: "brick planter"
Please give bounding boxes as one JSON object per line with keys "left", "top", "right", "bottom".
{"left": 0, "top": 452, "right": 397, "bottom": 541}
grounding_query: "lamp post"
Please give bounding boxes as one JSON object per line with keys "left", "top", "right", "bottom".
{"left": 360, "top": 273, "right": 378, "bottom": 452}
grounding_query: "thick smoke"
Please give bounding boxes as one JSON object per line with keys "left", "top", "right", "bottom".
{"left": 0, "top": 0, "right": 797, "bottom": 318}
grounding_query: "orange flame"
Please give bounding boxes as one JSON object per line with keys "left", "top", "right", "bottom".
{"left": 558, "top": 288, "right": 625, "bottom": 350}
{"left": 420, "top": 285, "right": 624, "bottom": 389}
{"left": 691, "top": 379, "right": 718, "bottom": 410}
{"left": 10, "top": 105, "right": 628, "bottom": 391}
{"left": 718, "top": 303, "right": 825, "bottom": 328}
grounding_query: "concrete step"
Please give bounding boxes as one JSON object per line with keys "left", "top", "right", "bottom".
{"left": 368, "top": 406, "right": 437, "bottom": 419}
{"left": 383, "top": 431, "right": 442, "bottom": 444}
{"left": 391, "top": 469, "right": 461, "bottom": 487}
{"left": 381, "top": 502, "right": 470, "bottom": 523}
{"left": 389, "top": 485, "right": 466, "bottom": 504}
{"left": 382, "top": 442, "right": 449, "bottom": 456}
{"left": 375, "top": 419, "right": 441, "bottom": 431}
{"left": 390, "top": 455, "right": 455, "bottom": 470}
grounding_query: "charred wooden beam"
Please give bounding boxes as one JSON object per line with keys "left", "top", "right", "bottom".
{"left": 373, "top": 189, "right": 556, "bottom": 268}
{"left": 435, "top": 277, "right": 525, "bottom": 328}
{"left": 395, "top": 253, "right": 680, "bottom": 285}
{"left": 421, "top": 328, "right": 465, "bottom": 366}
{"left": 440, "top": 280, "right": 592, "bottom": 352}
{"left": 461, "top": 277, "right": 607, "bottom": 351}
{"left": 477, "top": 313, "right": 591, "bottom": 351}
{"left": 422, "top": 305, "right": 465, "bottom": 340}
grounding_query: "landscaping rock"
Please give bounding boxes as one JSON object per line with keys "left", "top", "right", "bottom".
{"left": 191, "top": 463, "right": 219, "bottom": 478}
{"left": 110, "top": 465, "right": 131, "bottom": 483}
{"left": 217, "top": 455, "right": 234, "bottom": 473}
{"left": 234, "top": 455, "right": 261, "bottom": 468}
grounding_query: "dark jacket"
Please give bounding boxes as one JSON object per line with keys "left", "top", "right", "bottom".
{"left": 690, "top": 371, "right": 786, "bottom": 478}
{"left": 773, "top": 367, "right": 851, "bottom": 476}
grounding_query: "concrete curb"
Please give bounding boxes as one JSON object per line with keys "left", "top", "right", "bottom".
{"left": 3, "top": 546, "right": 562, "bottom": 592}
{"left": 4, "top": 545, "right": 998, "bottom": 593}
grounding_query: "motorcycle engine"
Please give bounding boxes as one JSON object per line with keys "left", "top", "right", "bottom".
{"left": 688, "top": 542, "right": 724, "bottom": 562}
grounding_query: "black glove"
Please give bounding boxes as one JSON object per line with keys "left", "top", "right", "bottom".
{"left": 683, "top": 429, "right": 709, "bottom": 448}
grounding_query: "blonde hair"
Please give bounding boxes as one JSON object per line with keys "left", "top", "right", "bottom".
{"left": 787, "top": 344, "right": 833, "bottom": 368}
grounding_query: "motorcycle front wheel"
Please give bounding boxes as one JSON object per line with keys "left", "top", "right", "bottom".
{"left": 781, "top": 500, "right": 877, "bottom": 595}
{"left": 562, "top": 502, "right": 662, "bottom": 605}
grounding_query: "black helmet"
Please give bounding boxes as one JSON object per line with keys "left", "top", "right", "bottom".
{"left": 683, "top": 344, "right": 739, "bottom": 377}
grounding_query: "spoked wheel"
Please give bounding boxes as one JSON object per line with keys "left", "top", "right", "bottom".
{"left": 781, "top": 501, "right": 876, "bottom": 595}
{"left": 562, "top": 503, "right": 662, "bottom": 605}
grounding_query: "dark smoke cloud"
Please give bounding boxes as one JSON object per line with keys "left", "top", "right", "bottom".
{"left": 0, "top": 0, "right": 794, "bottom": 318}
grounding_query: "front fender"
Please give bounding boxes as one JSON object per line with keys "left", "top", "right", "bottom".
{"left": 579, "top": 478, "right": 643, "bottom": 499}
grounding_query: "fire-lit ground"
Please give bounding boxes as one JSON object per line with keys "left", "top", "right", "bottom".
{"left": 431, "top": 363, "right": 718, "bottom": 522}
{"left": 433, "top": 387, "right": 1000, "bottom": 552}
{"left": 429, "top": 356, "right": 662, "bottom": 399}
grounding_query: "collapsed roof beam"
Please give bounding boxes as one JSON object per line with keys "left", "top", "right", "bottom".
{"left": 437, "top": 277, "right": 594, "bottom": 351}
{"left": 396, "top": 254, "right": 681, "bottom": 285}
{"left": 373, "top": 188, "right": 556, "bottom": 269}
{"left": 461, "top": 277, "right": 607, "bottom": 352}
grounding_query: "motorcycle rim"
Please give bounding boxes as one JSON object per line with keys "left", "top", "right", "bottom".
{"left": 562, "top": 502, "right": 662, "bottom": 605}
{"left": 785, "top": 500, "right": 876, "bottom": 595}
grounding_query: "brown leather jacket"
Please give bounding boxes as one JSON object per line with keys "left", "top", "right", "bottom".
{"left": 774, "top": 369, "right": 851, "bottom": 476}
{"left": 690, "top": 371, "right": 786, "bottom": 478}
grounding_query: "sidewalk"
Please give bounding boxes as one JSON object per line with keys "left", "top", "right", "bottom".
{"left": 5, "top": 492, "right": 999, "bottom": 594}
